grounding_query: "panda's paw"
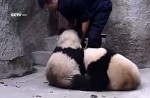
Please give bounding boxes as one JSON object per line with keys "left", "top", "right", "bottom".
{"left": 71, "top": 74, "right": 89, "bottom": 90}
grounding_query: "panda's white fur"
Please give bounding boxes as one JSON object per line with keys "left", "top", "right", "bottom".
{"left": 46, "top": 52, "right": 81, "bottom": 88}
{"left": 46, "top": 29, "right": 84, "bottom": 89}
{"left": 84, "top": 48, "right": 107, "bottom": 69}
{"left": 56, "top": 29, "right": 82, "bottom": 49}
{"left": 84, "top": 48, "right": 141, "bottom": 91}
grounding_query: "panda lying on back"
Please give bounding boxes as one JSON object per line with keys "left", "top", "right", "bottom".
{"left": 46, "top": 29, "right": 86, "bottom": 89}
{"left": 83, "top": 48, "right": 141, "bottom": 91}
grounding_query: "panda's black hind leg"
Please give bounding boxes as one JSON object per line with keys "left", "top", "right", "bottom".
{"left": 71, "top": 74, "right": 90, "bottom": 90}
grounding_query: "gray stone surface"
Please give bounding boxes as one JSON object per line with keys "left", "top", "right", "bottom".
{"left": 0, "top": 0, "right": 35, "bottom": 78}
{"left": 32, "top": 51, "right": 53, "bottom": 66}
{"left": 18, "top": 0, "right": 56, "bottom": 58}
{"left": 0, "top": 57, "right": 33, "bottom": 79}
{"left": 0, "top": 66, "right": 150, "bottom": 98}
{"left": 43, "top": 35, "right": 59, "bottom": 51}
{"left": 0, "top": 1, "right": 24, "bottom": 60}
{"left": 0, "top": 0, "right": 56, "bottom": 78}
{"left": 103, "top": 0, "right": 150, "bottom": 68}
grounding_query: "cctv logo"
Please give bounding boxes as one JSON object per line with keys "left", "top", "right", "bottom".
{"left": 11, "top": 13, "right": 27, "bottom": 17}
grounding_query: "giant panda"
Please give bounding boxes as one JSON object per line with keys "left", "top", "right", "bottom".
{"left": 83, "top": 48, "right": 141, "bottom": 91}
{"left": 45, "top": 29, "right": 86, "bottom": 89}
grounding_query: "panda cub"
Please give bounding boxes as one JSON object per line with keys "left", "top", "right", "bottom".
{"left": 45, "top": 29, "right": 86, "bottom": 89}
{"left": 83, "top": 48, "right": 141, "bottom": 91}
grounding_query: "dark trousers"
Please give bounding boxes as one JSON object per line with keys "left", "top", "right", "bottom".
{"left": 87, "top": 4, "right": 112, "bottom": 48}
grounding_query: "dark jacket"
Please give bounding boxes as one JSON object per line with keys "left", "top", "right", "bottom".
{"left": 58, "top": 0, "right": 112, "bottom": 22}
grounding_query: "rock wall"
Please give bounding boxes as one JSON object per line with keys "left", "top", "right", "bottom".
{"left": 0, "top": 0, "right": 56, "bottom": 78}
{"left": 18, "top": 1, "right": 57, "bottom": 57}
{"left": 103, "top": 0, "right": 150, "bottom": 68}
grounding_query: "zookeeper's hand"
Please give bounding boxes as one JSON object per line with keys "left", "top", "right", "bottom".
{"left": 82, "top": 20, "right": 90, "bottom": 35}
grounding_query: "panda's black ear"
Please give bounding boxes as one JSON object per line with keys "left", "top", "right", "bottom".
{"left": 58, "top": 27, "right": 67, "bottom": 35}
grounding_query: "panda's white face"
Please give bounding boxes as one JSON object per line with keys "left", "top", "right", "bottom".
{"left": 57, "top": 30, "right": 81, "bottom": 49}
{"left": 84, "top": 48, "right": 107, "bottom": 70}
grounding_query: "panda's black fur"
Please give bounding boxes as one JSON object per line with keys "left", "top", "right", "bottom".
{"left": 53, "top": 46, "right": 85, "bottom": 76}
{"left": 84, "top": 49, "right": 116, "bottom": 91}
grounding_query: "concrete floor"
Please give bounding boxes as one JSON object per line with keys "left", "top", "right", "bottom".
{"left": 0, "top": 66, "right": 150, "bottom": 98}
